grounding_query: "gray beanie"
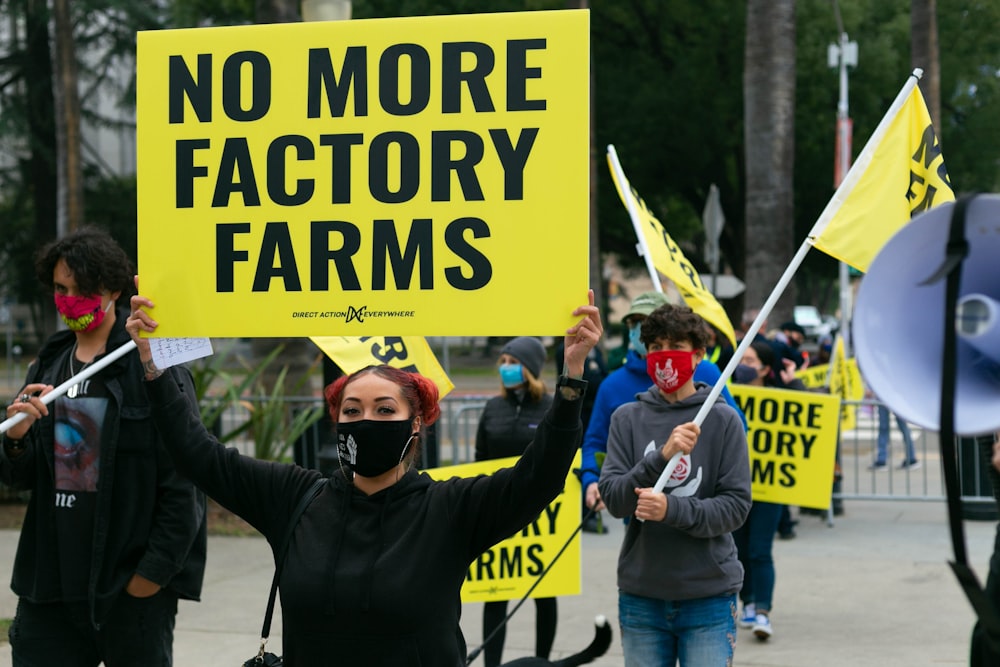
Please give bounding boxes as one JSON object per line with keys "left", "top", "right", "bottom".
{"left": 501, "top": 337, "right": 547, "bottom": 379}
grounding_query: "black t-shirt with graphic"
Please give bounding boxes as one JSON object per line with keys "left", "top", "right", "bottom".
{"left": 53, "top": 355, "right": 109, "bottom": 600}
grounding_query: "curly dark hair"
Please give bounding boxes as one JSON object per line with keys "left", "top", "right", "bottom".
{"left": 35, "top": 226, "right": 136, "bottom": 298}
{"left": 640, "top": 303, "right": 711, "bottom": 350}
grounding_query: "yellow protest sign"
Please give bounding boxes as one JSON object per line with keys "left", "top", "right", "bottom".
{"left": 795, "top": 363, "right": 831, "bottom": 389}
{"left": 310, "top": 336, "right": 454, "bottom": 398}
{"left": 136, "top": 11, "right": 590, "bottom": 337}
{"left": 730, "top": 385, "right": 840, "bottom": 509}
{"left": 828, "top": 337, "right": 864, "bottom": 430}
{"left": 426, "top": 452, "right": 581, "bottom": 603}
{"left": 606, "top": 148, "right": 736, "bottom": 347}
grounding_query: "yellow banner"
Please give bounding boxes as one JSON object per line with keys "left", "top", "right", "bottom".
{"left": 426, "top": 452, "right": 581, "bottom": 603}
{"left": 136, "top": 11, "right": 590, "bottom": 337}
{"left": 828, "top": 337, "right": 864, "bottom": 431}
{"left": 606, "top": 151, "right": 736, "bottom": 347}
{"left": 810, "top": 84, "right": 954, "bottom": 272}
{"left": 310, "top": 336, "right": 454, "bottom": 398}
{"left": 730, "top": 385, "right": 841, "bottom": 509}
{"left": 795, "top": 363, "right": 830, "bottom": 389}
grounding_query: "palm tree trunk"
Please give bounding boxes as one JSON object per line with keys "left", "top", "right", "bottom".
{"left": 743, "top": 0, "right": 797, "bottom": 324}
{"left": 256, "top": 0, "right": 300, "bottom": 23}
{"left": 911, "top": 0, "right": 941, "bottom": 134}
{"left": 51, "top": 0, "right": 84, "bottom": 234}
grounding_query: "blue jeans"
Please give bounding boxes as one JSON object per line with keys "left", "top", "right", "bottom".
{"left": 876, "top": 404, "right": 916, "bottom": 464}
{"left": 733, "top": 501, "right": 783, "bottom": 612}
{"left": 619, "top": 590, "right": 736, "bottom": 666}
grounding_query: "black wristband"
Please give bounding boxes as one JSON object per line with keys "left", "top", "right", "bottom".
{"left": 556, "top": 375, "right": 587, "bottom": 400}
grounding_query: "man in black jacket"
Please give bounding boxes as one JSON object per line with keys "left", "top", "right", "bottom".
{"left": 1, "top": 227, "right": 206, "bottom": 666}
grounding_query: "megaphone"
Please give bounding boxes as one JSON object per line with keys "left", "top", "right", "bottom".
{"left": 854, "top": 194, "right": 1000, "bottom": 436}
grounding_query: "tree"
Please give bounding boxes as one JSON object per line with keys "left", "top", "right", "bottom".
{"left": 743, "top": 0, "right": 797, "bottom": 325}
{"left": 255, "top": 0, "right": 298, "bottom": 22}
{"left": 52, "top": 0, "right": 85, "bottom": 234}
{"left": 910, "top": 0, "right": 940, "bottom": 131}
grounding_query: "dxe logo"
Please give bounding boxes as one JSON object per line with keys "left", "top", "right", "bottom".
{"left": 345, "top": 306, "right": 367, "bottom": 323}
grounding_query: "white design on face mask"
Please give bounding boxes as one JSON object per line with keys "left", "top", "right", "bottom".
{"left": 343, "top": 434, "right": 358, "bottom": 463}
{"left": 655, "top": 359, "right": 679, "bottom": 390}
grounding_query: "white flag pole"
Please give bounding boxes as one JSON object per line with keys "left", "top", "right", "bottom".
{"left": 607, "top": 144, "right": 664, "bottom": 294}
{"left": 0, "top": 340, "right": 137, "bottom": 435}
{"left": 651, "top": 241, "right": 813, "bottom": 492}
{"left": 650, "top": 69, "right": 924, "bottom": 494}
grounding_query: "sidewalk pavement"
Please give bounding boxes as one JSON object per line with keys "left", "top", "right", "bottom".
{"left": 0, "top": 498, "right": 994, "bottom": 665}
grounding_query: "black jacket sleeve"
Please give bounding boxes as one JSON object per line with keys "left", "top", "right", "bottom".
{"left": 449, "top": 382, "right": 585, "bottom": 559}
{"left": 143, "top": 370, "right": 319, "bottom": 544}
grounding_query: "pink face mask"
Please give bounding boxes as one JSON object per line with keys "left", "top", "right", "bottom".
{"left": 54, "top": 293, "right": 112, "bottom": 332}
{"left": 646, "top": 349, "right": 697, "bottom": 394}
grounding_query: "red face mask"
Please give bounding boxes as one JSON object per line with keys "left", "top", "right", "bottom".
{"left": 646, "top": 349, "right": 697, "bottom": 394}
{"left": 54, "top": 293, "right": 111, "bottom": 332}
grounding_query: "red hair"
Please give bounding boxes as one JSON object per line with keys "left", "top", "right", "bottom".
{"left": 323, "top": 365, "right": 441, "bottom": 426}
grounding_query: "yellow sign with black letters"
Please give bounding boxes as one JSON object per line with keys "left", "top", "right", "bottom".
{"left": 426, "top": 452, "right": 581, "bottom": 603}
{"left": 136, "top": 11, "right": 590, "bottom": 337}
{"left": 795, "top": 363, "right": 831, "bottom": 389}
{"left": 730, "top": 385, "right": 840, "bottom": 509}
{"left": 310, "top": 335, "right": 454, "bottom": 398}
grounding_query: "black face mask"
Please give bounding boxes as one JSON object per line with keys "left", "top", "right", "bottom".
{"left": 337, "top": 418, "right": 415, "bottom": 478}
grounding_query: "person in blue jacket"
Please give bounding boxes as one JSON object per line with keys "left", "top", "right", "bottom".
{"left": 580, "top": 291, "right": 746, "bottom": 529}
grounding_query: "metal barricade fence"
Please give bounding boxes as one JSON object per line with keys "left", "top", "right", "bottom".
{"left": 836, "top": 399, "right": 995, "bottom": 513}
{"left": 836, "top": 399, "right": 942, "bottom": 502}
{"left": 203, "top": 395, "right": 996, "bottom": 511}
{"left": 203, "top": 393, "right": 493, "bottom": 469}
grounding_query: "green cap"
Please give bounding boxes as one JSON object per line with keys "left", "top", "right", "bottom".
{"left": 623, "top": 291, "right": 671, "bottom": 322}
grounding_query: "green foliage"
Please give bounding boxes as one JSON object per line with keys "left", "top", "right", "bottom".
{"left": 189, "top": 341, "right": 284, "bottom": 445}
{"left": 2, "top": 0, "right": 999, "bottom": 336}
{"left": 170, "top": 0, "right": 254, "bottom": 26}
{"left": 189, "top": 342, "right": 323, "bottom": 461}
{"left": 84, "top": 173, "right": 139, "bottom": 262}
{"left": 238, "top": 364, "right": 324, "bottom": 462}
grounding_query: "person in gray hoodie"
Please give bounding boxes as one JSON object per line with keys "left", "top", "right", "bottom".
{"left": 599, "top": 303, "right": 751, "bottom": 667}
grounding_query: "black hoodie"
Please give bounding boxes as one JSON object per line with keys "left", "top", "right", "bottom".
{"left": 145, "top": 372, "right": 584, "bottom": 666}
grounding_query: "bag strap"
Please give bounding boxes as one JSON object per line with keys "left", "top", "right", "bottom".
{"left": 924, "top": 195, "right": 1000, "bottom": 644}
{"left": 259, "top": 477, "right": 327, "bottom": 641}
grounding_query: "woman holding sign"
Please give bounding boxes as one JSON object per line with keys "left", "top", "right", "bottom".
{"left": 475, "top": 336, "right": 557, "bottom": 667}
{"left": 126, "top": 288, "right": 601, "bottom": 666}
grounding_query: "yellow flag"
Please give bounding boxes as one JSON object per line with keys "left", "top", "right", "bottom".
{"left": 606, "top": 149, "right": 736, "bottom": 347}
{"left": 310, "top": 336, "right": 454, "bottom": 398}
{"left": 828, "top": 337, "right": 863, "bottom": 431}
{"left": 810, "top": 83, "right": 954, "bottom": 272}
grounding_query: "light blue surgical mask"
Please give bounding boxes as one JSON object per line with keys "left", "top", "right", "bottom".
{"left": 499, "top": 363, "right": 525, "bottom": 388}
{"left": 628, "top": 323, "right": 646, "bottom": 357}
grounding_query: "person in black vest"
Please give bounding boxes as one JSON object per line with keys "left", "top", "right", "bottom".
{"left": 476, "top": 336, "right": 558, "bottom": 667}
